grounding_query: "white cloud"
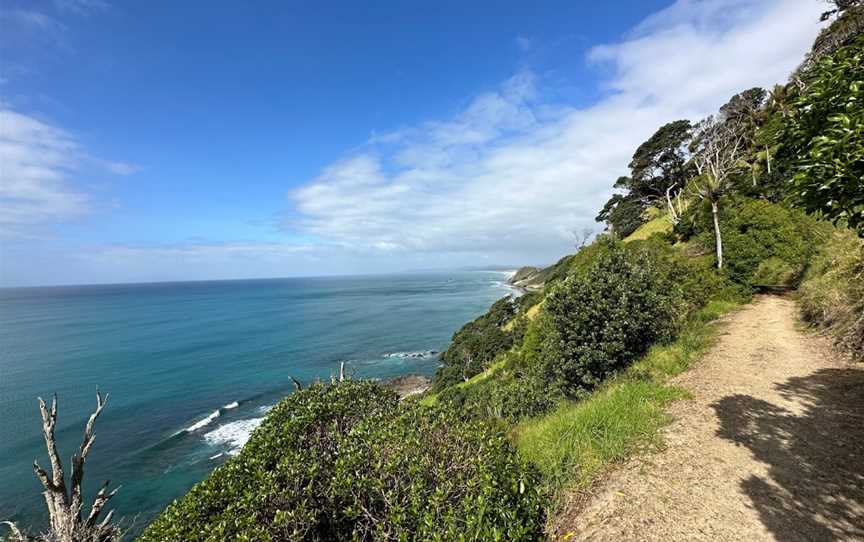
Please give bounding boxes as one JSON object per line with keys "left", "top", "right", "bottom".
{"left": 53, "top": 0, "right": 110, "bottom": 16}
{"left": 0, "top": 108, "right": 138, "bottom": 237}
{"left": 288, "top": 0, "right": 825, "bottom": 265}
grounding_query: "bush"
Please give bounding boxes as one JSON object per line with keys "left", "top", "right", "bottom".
{"left": 333, "top": 406, "right": 545, "bottom": 541}
{"left": 538, "top": 240, "right": 683, "bottom": 395}
{"left": 799, "top": 228, "right": 864, "bottom": 360}
{"left": 783, "top": 36, "right": 864, "bottom": 235}
{"left": 437, "top": 365, "right": 559, "bottom": 423}
{"left": 139, "top": 381, "right": 545, "bottom": 541}
{"left": 433, "top": 297, "right": 517, "bottom": 389}
{"left": 678, "top": 197, "right": 820, "bottom": 288}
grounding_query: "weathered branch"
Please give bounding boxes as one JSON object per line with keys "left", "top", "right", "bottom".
{"left": 70, "top": 391, "right": 108, "bottom": 520}
{"left": 37, "top": 395, "right": 67, "bottom": 500}
{"left": 84, "top": 481, "right": 119, "bottom": 529}
{"left": 1, "top": 520, "right": 24, "bottom": 541}
{"left": 31, "top": 391, "right": 120, "bottom": 542}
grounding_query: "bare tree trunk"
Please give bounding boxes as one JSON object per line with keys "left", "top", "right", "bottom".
{"left": 765, "top": 145, "right": 771, "bottom": 174}
{"left": 665, "top": 184, "right": 680, "bottom": 224}
{"left": 32, "top": 391, "right": 119, "bottom": 542}
{"left": 711, "top": 200, "right": 724, "bottom": 270}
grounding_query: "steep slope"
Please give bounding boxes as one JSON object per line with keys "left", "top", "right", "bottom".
{"left": 553, "top": 296, "right": 864, "bottom": 541}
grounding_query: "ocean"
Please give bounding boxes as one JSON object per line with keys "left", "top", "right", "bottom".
{"left": 0, "top": 272, "right": 515, "bottom": 536}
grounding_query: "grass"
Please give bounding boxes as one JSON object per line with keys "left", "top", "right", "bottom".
{"left": 624, "top": 210, "right": 673, "bottom": 243}
{"left": 504, "top": 301, "right": 544, "bottom": 331}
{"left": 513, "top": 380, "right": 684, "bottom": 490}
{"left": 512, "top": 299, "right": 740, "bottom": 492}
{"left": 798, "top": 228, "right": 864, "bottom": 360}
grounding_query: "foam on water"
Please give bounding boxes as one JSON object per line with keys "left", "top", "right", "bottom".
{"left": 204, "top": 417, "right": 264, "bottom": 455}
{"left": 184, "top": 410, "right": 220, "bottom": 432}
{"left": 223, "top": 401, "right": 239, "bottom": 409}
{"left": 382, "top": 350, "right": 438, "bottom": 359}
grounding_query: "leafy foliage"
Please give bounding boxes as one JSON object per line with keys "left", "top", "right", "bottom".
{"left": 783, "top": 36, "right": 864, "bottom": 235}
{"left": 678, "top": 197, "right": 820, "bottom": 288}
{"left": 595, "top": 192, "right": 644, "bottom": 238}
{"left": 434, "top": 297, "right": 517, "bottom": 389}
{"left": 537, "top": 240, "right": 683, "bottom": 395}
{"left": 596, "top": 120, "right": 694, "bottom": 236}
{"left": 139, "top": 381, "right": 545, "bottom": 541}
{"left": 626, "top": 119, "right": 694, "bottom": 201}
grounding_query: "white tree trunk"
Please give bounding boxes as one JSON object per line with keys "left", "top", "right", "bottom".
{"left": 711, "top": 200, "right": 723, "bottom": 270}
{"left": 31, "top": 392, "right": 119, "bottom": 542}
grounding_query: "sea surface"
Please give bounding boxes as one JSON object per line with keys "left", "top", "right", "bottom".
{"left": 0, "top": 272, "right": 514, "bottom": 536}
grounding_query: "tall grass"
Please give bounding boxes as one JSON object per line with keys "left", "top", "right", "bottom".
{"left": 799, "top": 228, "right": 864, "bottom": 360}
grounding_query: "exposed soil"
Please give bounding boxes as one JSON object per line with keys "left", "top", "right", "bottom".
{"left": 553, "top": 295, "right": 864, "bottom": 541}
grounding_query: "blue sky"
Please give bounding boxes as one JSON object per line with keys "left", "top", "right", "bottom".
{"left": 0, "top": 0, "right": 825, "bottom": 286}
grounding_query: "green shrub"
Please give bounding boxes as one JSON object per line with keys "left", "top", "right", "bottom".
{"left": 538, "top": 240, "right": 683, "bottom": 395}
{"left": 799, "top": 228, "right": 864, "bottom": 360}
{"left": 332, "top": 406, "right": 545, "bottom": 541}
{"left": 678, "top": 197, "right": 820, "bottom": 287}
{"left": 782, "top": 36, "right": 864, "bottom": 235}
{"left": 140, "top": 381, "right": 545, "bottom": 541}
{"left": 434, "top": 297, "right": 517, "bottom": 389}
{"left": 139, "top": 382, "right": 399, "bottom": 542}
{"left": 437, "top": 364, "right": 559, "bottom": 423}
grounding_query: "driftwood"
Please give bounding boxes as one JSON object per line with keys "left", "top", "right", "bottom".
{"left": 27, "top": 391, "right": 120, "bottom": 542}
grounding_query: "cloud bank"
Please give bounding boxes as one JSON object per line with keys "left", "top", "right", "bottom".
{"left": 288, "top": 0, "right": 824, "bottom": 265}
{"left": 0, "top": 0, "right": 827, "bottom": 285}
{"left": 0, "top": 108, "right": 138, "bottom": 238}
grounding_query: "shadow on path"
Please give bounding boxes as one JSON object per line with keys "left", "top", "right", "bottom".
{"left": 712, "top": 368, "right": 864, "bottom": 541}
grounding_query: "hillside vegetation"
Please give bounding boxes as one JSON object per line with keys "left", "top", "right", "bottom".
{"left": 126, "top": 5, "right": 864, "bottom": 541}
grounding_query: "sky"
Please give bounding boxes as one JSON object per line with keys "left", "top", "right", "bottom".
{"left": 0, "top": 0, "right": 827, "bottom": 287}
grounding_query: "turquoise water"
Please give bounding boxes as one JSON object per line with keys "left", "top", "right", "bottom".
{"left": 0, "top": 272, "right": 513, "bottom": 536}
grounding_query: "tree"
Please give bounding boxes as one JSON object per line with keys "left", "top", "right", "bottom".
{"left": 689, "top": 115, "right": 748, "bottom": 269}
{"left": 720, "top": 88, "right": 767, "bottom": 187}
{"left": 4, "top": 392, "right": 121, "bottom": 542}
{"left": 626, "top": 119, "right": 694, "bottom": 204}
{"left": 595, "top": 192, "right": 644, "bottom": 238}
{"left": 783, "top": 36, "right": 864, "bottom": 235}
{"left": 820, "top": 0, "right": 862, "bottom": 21}
{"left": 597, "top": 120, "right": 693, "bottom": 234}
{"left": 794, "top": 3, "right": 864, "bottom": 83}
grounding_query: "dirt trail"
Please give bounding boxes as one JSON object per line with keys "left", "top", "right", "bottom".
{"left": 554, "top": 295, "right": 864, "bottom": 541}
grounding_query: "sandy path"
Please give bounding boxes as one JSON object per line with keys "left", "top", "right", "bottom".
{"left": 554, "top": 295, "right": 864, "bottom": 541}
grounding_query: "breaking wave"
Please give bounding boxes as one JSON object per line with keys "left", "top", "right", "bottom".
{"left": 204, "top": 417, "right": 264, "bottom": 455}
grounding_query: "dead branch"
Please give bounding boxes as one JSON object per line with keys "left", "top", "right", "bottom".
{"left": 1, "top": 520, "right": 24, "bottom": 541}
{"left": 31, "top": 391, "right": 120, "bottom": 542}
